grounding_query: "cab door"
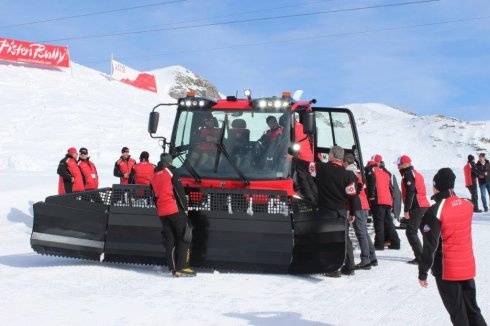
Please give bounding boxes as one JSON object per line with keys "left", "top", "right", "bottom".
{"left": 290, "top": 107, "right": 364, "bottom": 274}
{"left": 311, "top": 107, "right": 364, "bottom": 169}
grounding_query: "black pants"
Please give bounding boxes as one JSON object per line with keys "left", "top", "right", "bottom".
{"left": 406, "top": 207, "right": 427, "bottom": 261}
{"left": 320, "top": 208, "right": 354, "bottom": 270}
{"left": 373, "top": 205, "right": 399, "bottom": 248}
{"left": 467, "top": 185, "right": 480, "bottom": 211}
{"left": 435, "top": 278, "right": 487, "bottom": 326}
{"left": 159, "top": 212, "right": 191, "bottom": 272}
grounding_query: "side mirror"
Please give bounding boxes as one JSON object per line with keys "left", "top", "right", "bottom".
{"left": 148, "top": 112, "right": 160, "bottom": 134}
{"left": 302, "top": 111, "right": 315, "bottom": 134}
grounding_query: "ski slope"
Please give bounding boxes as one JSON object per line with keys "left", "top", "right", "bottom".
{"left": 0, "top": 61, "right": 488, "bottom": 325}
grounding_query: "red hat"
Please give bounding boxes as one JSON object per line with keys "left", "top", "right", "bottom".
{"left": 395, "top": 155, "right": 411, "bottom": 165}
{"left": 371, "top": 154, "right": 382, "bottom": 163}
{"left": 67, "top": 147, "right": 77, "bottom": 154}
{"left": 366, "top": 160, "right": 377, "bottom": 167}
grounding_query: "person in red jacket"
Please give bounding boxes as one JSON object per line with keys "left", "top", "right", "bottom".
{"left": 188, "top": 117, "right": 220, "bottom": 169}
{"left": 367, "top": 154, "right": 400, "bottom": 250}
{"left": 57, "top": 147, "right": 84, "bottom": 194}
{"left": 418, "top": 168, "right": 487, "bottom": 326}
{"left": 464, "top": 154, "right": 483, "bottom": 213}
{"left": 113, "top": 147, "right": 136, "bottom": 184}
{"left": 78, "top": 147, "right": 99, "bottom": 190}
{"left": 396, "top": 155, "right": 430, "bottom": 264}
{"left": 151, "top": 153, "right": 195, "bottom": 277}
{"left": 129, "top": 151, "right": 155, "bottom": 185}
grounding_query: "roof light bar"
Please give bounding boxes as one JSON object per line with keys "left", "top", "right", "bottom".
{"left": 252, "top": 97, "right": 291, "bottom": 111}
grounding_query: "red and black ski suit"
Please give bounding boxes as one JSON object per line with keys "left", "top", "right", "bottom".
{"left": 113, "top": 156, "right": 136, "bottom": 184}
{"left": 464, "top": 162, "right": 483, "bottom": 211}
{"left": 367, "top": 166, "right": 400, "bottom": 249}
{"left": 400, "top": 166, "right": 430, "bottom": 261}
{"left": 419, "top": 190, "right": 486, "bottom": 326}
{"left": 79, "top": 158, "right": 99, "bottom": 190}
{"left": 129, "top": 161, "right": 156, "bottom": 185}
{"left": 57, "top": 155, "right": 84, "bottom": 194}
{"left": 151, "top": 165, "right": 190, "bottom": 272}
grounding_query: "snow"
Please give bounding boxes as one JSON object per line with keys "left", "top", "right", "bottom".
{"left": 0, "top": 61, "right": 489, "bottom": 325}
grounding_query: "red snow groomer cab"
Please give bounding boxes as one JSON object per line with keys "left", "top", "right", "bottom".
{"left": 30, "top": 90, "right": 364, "bottom": 274}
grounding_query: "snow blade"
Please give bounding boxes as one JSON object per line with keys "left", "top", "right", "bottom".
{"left": 289, "top": 199, "right": 346, "bottom": 274}
{"left": 187, "top": 188, "right": 293, "bottom": 273}
{"left": 103, "top": 185, "right": 165, "bottom": 265}
{"left": 30, "top": 186, "right": 348, "bottom": 274}
{"left": 30, "top": 188, "right": 111, "bottom": 261}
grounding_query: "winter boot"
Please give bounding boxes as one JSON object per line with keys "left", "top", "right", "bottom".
{"left": 174, "top": 268, "right": 197, "bottom": 277}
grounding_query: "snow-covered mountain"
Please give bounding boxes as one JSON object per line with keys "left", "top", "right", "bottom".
{"left": 0, "top": 61, "right": 488, "bottom": 176}
{"left": 345, "top": 103, "right": 490, "bottom": 169}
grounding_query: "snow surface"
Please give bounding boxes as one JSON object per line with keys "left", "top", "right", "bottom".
{"left": 0, "top": 61, "right": 489, "bottom": 325}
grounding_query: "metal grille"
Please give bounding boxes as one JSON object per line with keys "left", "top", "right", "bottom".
{"left": 110, "top": 185, "right": 156, "bottom": 208}
{"left": 75, "top": 188, "right": 112, "bottom": 205}
{"left": 290, "top": 197, "right": 316, "bottom": 213}
{"left": 187, "top": 188, "right": 289, "bottom": 215}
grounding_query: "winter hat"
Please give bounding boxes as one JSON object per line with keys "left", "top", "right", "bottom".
{"left": 366, "top": 160, "right": 377, "bottom": 167}
{"left": 371, "top": 154, "right": 382, "bottom": 163}
{"left": 433, "top": 168, "right": 456, "bottom": 192}
{"left": 468, "top": 154, "right": 475, "bottom": 162}
{"left": 395, "top": 155, "right": 411, "bottom": 165}
{"left": 479, "top": 153, "right": 486, "bottom": 158}
{"left": 79, "top": 147, "right": 88, "bottom": 155}
{"left": 67, "top": 147, "right": 77, "bottom": 154}
{"left": 121, "top": 147, "right": 129, "bottom": 153}
{"left": 160, "top": 153, "right": 173, "bottom": 164}
{"left": 140, "top": 151, "right": 149, "bottom": 161}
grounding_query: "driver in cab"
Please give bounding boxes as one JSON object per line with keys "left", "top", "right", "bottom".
{"left": 256, "top": 115, "right": 283, "bottom": 151}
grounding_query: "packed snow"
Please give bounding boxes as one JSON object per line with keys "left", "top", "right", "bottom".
{"left": 0, "top": 61, "right": 488, "bottom": 325}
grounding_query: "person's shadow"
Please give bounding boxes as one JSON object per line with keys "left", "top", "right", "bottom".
{"left": 7, "top": 201, "right": 34, "bottom": 228}
{"left": 224, "top": 311, "right": 333, "bottom": 326}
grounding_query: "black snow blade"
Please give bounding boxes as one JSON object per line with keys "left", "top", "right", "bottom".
{"left": 30, "top": 188, "right": 111, "bottom": 261}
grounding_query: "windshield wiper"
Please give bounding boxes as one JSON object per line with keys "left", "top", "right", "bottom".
{"left": 213, "top": 115, "right": 250, "bottom": 185}
{"left": 174, "top": 150, "right": 201, "bottom": 184}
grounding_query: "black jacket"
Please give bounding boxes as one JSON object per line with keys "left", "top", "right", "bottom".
{"left": 418, "top": 191, "right": 447, "bottom": 281}
{"left": 475, "top": 159, "right": 490, "bottom": 184}
{"left": 160, "top": 165, "right": 188, "bottom": 212}
{"left": 295, "top": 158, "right": 361, "bottom": 215}
{"left": 399, "top": 166, "right": 421, "bottom": 212}
{"left": 57, "top": 155, "right": 74, "bottom": 182}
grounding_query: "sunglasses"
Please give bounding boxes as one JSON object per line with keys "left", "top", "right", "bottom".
{"left": 79, "top": 152, "right": 88, "bottom": 155}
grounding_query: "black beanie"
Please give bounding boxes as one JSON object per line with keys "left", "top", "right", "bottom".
{"left": 160, "top": 153, "right": 173, "bottom": 164}
{"left": 121, "top": 146, "right": 129, "bottom": 153}
{"left": 433, "top": 168, "right": 456, "bottom": 192}
{"left": 140, "top": 151, "right": 149, "bottom": 161}
{"left": 468, "top": 154, "right": 475, "bottom": 162}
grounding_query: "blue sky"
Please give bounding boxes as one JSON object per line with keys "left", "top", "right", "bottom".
{"left": 1, "top": 0, "right": 489, "bottom": 120}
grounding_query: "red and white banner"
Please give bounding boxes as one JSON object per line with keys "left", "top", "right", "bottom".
{"left": 111, "top": 59, "right": 157, "bottom": 93}
{"left": 0, "top": 37, "right": 70, "bottom": 68}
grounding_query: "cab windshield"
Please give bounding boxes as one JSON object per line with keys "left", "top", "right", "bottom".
{"left": 172, "top": 110, "right": 291, "bottom": 180}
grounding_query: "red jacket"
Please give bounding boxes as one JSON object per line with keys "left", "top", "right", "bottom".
{"left": 294, "top": 121, "right": 314, "bottom": 162}
{"left": 151, "top": 168, "right": 179, "bottom": 216}
{"left": 57, "top": 156, "right": 84, "bottom": 194}
{"left": 401, "top": 168, "right": 430, "bottom": 209}
{"left": 197, "top": 127, "right": 220, "bottom": 151}
{"left": 356, "top": 171, "right": 370, "bottom": 210}
{"left": 79, "top": 159, "right": 99, "bottom": 190}
{"left": 464, "top": 163, "right": 472, "bottom": 186}
{"left": 130, "top": 161, "right": 155, "bottom": 185}
{"left": 373, "top": 167, "right": 392, "bottom": 206}
{"left": 114, "top": 156, "right": 136, "bottom": 185}
{"left": 438, "top": 196, "right": 476, "bottom": 280}
{"left": 419, "top": 192, "right": 476, "bottom": 281}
